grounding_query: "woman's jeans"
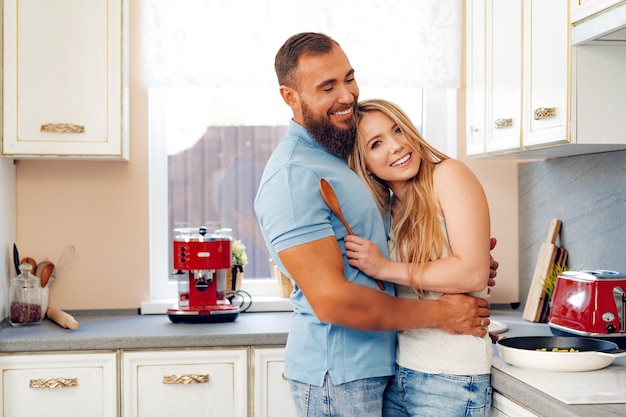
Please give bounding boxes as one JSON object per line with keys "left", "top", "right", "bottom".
{"left": 288, "top": 373, "right": 391, "bottom": 417}
{"left": 383, "top": 366, "right": 492, "bottom": 417}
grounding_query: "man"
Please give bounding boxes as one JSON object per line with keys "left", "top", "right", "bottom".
{"left": 254, "top": 32, "right": 495, "bottom": 416}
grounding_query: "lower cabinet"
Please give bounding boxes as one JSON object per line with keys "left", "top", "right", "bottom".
{"left": 252, "top": 347, "right": 297, "bottom": 417}
{"left": 0, "top": 346, "right": 294, "bottom": 416}
{"left": 122, "top": 348, "right": 248, "bottom": 417}
{"left": 0, "top": 351, "right": 118, "bottom": 417}
{"left": 490, "top": 392, "right": 539, "bottom": 417}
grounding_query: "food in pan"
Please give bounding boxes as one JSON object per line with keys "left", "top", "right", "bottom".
{"left": 535, "top": 347, "right": 580, "bottom": 352}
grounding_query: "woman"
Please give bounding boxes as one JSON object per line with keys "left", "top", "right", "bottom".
{"left": 346, "top": 99, "right": 492, "bottom": 417}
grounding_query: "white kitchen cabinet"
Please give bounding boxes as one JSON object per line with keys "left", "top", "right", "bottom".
{"left": 122, "top": 348, "right": 248, "bottom": 417}
{"left": 521, "top": 0, "right": 569, "bottom": 148}
{"left": 252, "top": 347, "right": 297, "bottom": 417}
{"left": 570, "top": 0, "right": 624, "bottom": 23}
{"left": 0, "top": 351, "right": 118, "bottom": 417}
{"left": 487, "top": 0, "right": 523, "bottom": 154}
{"left": 466, "top": 0, "right": 522, "bottom": 156}
{"left": 490, "top": 392, "right": 540, "bottom": 417}
{"left": 1, "top": 0, "right": 129, "bottom": 160}
{"left": 466, "top": 0, "right": 626, "bottom": 158}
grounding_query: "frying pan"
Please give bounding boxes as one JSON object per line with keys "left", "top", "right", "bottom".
{"left": 497, "top": 336, "right": 626, "bottom": 372}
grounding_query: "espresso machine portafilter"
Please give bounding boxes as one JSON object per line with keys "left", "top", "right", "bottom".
{"left": 167, "top": 226, "right": 240, "bottom": 323}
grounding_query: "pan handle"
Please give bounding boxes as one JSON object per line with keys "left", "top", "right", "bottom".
{"left": 599, "top": 348, "right": 626, "bottom": 357}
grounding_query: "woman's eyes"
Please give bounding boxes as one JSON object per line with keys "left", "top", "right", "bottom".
{"left": 369, "top": 140, "right": 381, "bottom": 150}
{"left": 394, "top": 126, "right": 402, "bottom": 135}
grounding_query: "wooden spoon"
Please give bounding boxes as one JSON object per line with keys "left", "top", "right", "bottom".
{"left": 319, "top": 178, "right": 385, "bottom": 291}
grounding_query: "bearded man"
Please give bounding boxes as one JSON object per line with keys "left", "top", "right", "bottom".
{"left": 254, "top": 32, "right": 494, "bottom": 416}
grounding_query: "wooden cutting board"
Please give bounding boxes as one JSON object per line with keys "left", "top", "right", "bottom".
{"left": 538, "top": 246, "right": 568, "bottom": 323}
{"left": 523, "top": 219, "right": 562, "bottom": 322}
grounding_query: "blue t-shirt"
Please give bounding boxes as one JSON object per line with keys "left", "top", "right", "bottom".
{"left": 254, "top": 120, "right": 396, "bottom": 386}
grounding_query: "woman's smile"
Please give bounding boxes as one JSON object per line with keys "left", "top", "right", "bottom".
{"left": 391, "top": 153, "right": 412, "bottom": 167}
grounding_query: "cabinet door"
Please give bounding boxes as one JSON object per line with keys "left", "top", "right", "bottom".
{"left": 490, "top": 392, "right": 540, "bottom": 416}
{"left": 122, "top": 348, "right": 248, "bottom": 417}
{"left": 1, "top": 0, "right": 129, "bottom": 160}
{"left": 522, "top": 0, "right": 569, "bottom": 148}
{"left": 486, "top": 0, "right": 523, "bottom": 153}
{"left": 253, "top": 347, "right": 297, "bottom": 417}
{"left": 0, "top": 352, "right": 118, "bottom": 417}
{"left": 570, "top": 0, "right": 624, "bottom": 23}
{"left": 466, "top": 0, "right": 488, "bottom": 156}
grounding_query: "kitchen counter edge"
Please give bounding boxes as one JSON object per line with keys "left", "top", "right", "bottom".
{"left": 1, "top": 309, "right": 623, "bottom": 417}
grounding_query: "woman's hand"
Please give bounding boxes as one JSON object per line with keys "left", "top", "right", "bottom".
{"left": 344, "top": 235, "right": 389, "bottom": 278}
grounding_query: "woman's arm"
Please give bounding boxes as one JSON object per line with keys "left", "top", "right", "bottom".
{"left": 345, "top": 159, "right": 491, "bottom": 294}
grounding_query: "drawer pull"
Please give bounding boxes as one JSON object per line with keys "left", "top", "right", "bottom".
{"left": 40, "top": 123, "right": 85, "bottom": 133}
{"left": 162, "top": 374, "right": 210, "bottom": 384}
{"left": 29, "top": 377, "right": 78, "bottom": 389}
{"left": 534, "top": 107, "right": 556, "bottom": 120}
{"left": 494, "top": 118, "right": 513, "bottom": 129}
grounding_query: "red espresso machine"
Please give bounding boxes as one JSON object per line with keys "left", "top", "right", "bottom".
{"left": 167, "top": 226, "right": 240, "bottom": 323}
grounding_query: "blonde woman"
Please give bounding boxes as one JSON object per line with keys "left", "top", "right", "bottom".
{"left": 346, "top": 99, "right": 492, "bottom": 417}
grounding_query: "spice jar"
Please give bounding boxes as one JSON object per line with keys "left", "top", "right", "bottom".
{"left": 9, "top": 264, "right": 43, "bottom": 326}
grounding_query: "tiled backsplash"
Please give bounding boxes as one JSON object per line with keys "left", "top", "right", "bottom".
{"left": 518, "top": 150, "right": 626, "bottom": 307}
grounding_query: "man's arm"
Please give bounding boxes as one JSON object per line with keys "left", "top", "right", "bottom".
{"left": 279, "top": 236, "right": 490, "bottom": 336}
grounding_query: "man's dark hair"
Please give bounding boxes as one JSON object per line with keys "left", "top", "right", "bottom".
{"left": 274, "top": 32, "right": 339, "bottom": 88}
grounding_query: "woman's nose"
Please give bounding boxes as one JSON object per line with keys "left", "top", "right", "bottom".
{"left": 388, "top": 137, "right": 402, "bottom": 152}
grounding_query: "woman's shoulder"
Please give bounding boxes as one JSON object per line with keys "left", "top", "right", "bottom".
{"left": 433, "top": 158, "right": 472, "bottom": 177}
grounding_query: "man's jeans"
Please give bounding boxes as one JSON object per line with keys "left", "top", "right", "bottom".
{"left": 288, "top": 373, "right": 390, "bottom": 417}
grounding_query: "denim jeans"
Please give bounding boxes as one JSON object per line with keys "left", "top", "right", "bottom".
{"left": 288, "top": 373, "right": 391, "bottom": 417}
{"left": 383, "top": 366, "right": 492, "bottom": 417}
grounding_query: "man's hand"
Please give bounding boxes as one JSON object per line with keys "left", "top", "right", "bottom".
{"left": 435, "top": 293, "right": 490, "bottom": 337}
{"left": 488, "top": 237, "right": 499, "bottom": 289}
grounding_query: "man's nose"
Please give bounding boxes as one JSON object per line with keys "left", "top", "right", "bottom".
{"left": 337, "top": 83, "right": 357, "bottom": 103}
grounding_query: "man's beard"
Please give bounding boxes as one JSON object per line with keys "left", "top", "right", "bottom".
{"left": 302, "top": 102, "right": 356, "bottom": 159}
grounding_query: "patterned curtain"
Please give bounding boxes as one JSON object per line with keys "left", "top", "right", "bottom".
{"left": 143, "top": 0, "right": 461, "bottom": 89}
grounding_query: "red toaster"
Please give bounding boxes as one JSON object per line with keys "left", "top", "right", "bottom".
{"left": 549, "top": 270, "right": 626, "bottom": 338}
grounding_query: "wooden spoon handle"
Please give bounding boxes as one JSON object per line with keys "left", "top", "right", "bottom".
{"left": 319, "top": 179, "right": 385, "bottom": 291}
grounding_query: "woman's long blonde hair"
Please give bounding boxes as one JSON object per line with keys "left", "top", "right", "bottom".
{"left": 348, "top": 99, "right": 450, "bottom": 290}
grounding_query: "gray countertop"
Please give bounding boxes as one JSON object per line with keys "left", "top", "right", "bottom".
{"left": 1, "top": 307, "right": 624, "bottom": 416}
{"left": 0, "top": 310, "right": 290, "bottom": 352}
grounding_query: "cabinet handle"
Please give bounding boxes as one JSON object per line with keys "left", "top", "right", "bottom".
{"left": 281, "top": 372, "right": 288, "bottom": 381}
{"left": 494, "top": 118, "right": 513, "bottom": 129}
{"left": 40, "top": 123, "right": 85, "bottom": 133}
{"left": 162, "top": 374, "right": 210, "bottom": 384}
{"left": 533, "top": 107, "right": 556, "bottom": 120}
{"left": 29, "top": 377, "right": 78, "bottom": 389}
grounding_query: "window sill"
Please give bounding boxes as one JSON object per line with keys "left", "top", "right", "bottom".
{"left": 140, "top": 296, "right": 293, "bottom": 315}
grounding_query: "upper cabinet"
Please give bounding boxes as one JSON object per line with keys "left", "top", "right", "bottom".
{"left": 466, "top": 0, "right": 626, "bottom": 158}
{"left": 1, "top": 0, "right": 129, "bottom": 160}
{"left": 570, "top": 0, "right": 625, "bottom": 23}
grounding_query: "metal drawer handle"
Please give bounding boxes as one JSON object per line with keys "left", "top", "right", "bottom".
{"left": 29, "top": 377, "right": 78, "bottom": 388}
{"left": 162, "top": 374, "right": 210, "bottom": 384}
{"left": 40, "top": 123, "right": 85, "bottom": 133}
{"left": 494, "top": 118, "right": 513, "bottom": 129}
{"left": 533, "top": 107, "right": 556, "bottom": 120}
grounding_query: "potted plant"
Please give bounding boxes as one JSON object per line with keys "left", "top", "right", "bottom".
{"left": 229, "top": 239, "right": 248, "bottom": 291}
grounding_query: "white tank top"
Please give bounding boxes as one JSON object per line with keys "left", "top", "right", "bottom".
{"left": 391, "top": 216, "right": 492, "bottom": 375}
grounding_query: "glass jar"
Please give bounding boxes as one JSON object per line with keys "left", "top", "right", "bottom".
{"left": 9, "top": 264, "right": 43, "bottom": 326}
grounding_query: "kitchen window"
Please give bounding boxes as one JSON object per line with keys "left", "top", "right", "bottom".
{"left": 142, "top": 0, "right": 462, "bottom": 311}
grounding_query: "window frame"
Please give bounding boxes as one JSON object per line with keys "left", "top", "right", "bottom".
{"left": 141, "top": 89, "right": 456, "bottom": 314}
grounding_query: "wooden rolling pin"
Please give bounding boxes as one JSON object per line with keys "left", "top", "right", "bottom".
{"left": 47, "top": 307, "right": 79, "bottom": 330}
